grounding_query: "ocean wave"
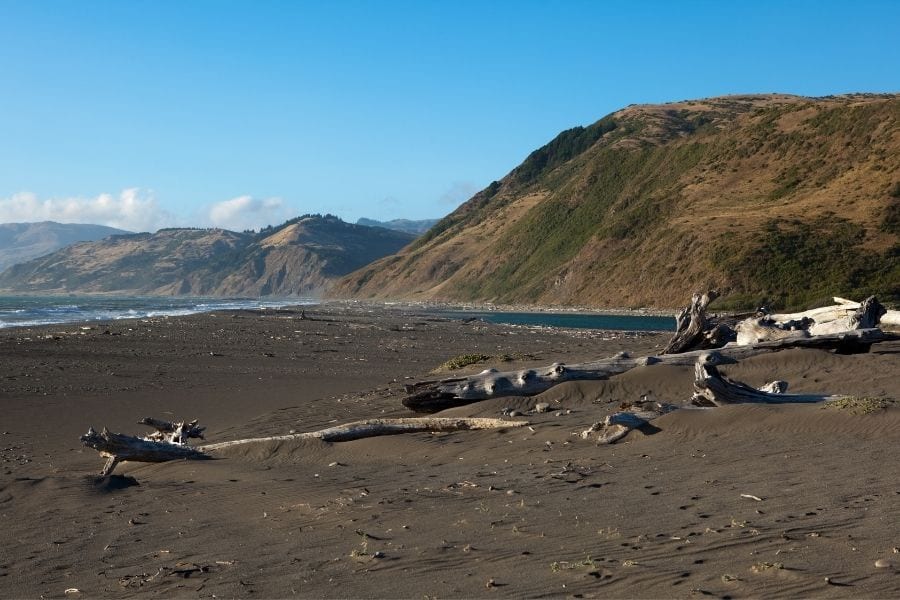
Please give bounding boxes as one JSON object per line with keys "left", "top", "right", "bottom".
{"left": 0, "top": 297, "right": 316, "bottom": 329}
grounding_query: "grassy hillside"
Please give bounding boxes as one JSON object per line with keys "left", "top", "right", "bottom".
{"left": 0, "top": 215, "right": 415, "bottom": 297}
{"left": 332, "top": 94, "right": 900, "bottom": 309}
{"left": 0, "top": 221, "right": 129, "bottom": 272}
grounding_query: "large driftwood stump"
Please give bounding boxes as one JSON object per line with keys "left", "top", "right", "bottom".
{"left": 662, "top": 291, "right": 725, "bottom": 354}
{"left": 403, "top": 328, "right": 896, "bottom": 412}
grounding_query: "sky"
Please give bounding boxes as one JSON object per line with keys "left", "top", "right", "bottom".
{"left": 0, "top": 0, "right": 898, "bottom": 233}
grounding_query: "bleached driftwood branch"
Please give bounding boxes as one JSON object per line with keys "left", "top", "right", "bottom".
{"left": 581, "top": 352, "right": 852, "bottom": 444}
{"left": 81, "top": 417, "right": 527, "bottom": 476}
{"left": 690, "top": 351, "right": 846, "bottom": 406}
{"left": 403, "top": 328, "right": 895, "bottom": 412}
{"left": 138, "top": 417, "right": 205, "bottom": 444}
{"left": 201, "top": 417, "right": 528, "bottom": 450}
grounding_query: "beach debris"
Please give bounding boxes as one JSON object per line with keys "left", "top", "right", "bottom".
{"left": 580, "top": 402, "right": 676, "bottom": 444}
{"left": 171, "top": 562, "right": 208, "bottom": 577}
{"left": 691, "top": 352, "right": 853, "bottom": 406}
{"left": 665, "top": 292, "right": 897, "bottom": 352}
{"left": 751, "top": 561, "right": 784, "bottom": 573}
{"left": 401, "top": 325, "right": 895, "bottom": 412}
{"left": 740, "top": 494, "right": 764, "bottom": 502}
{"left": 81, "top": 426, "right": 208, "bottom": 477}
{"left": 81, "top": 417, "right": 528, "bottom": 476}
{"left": 138, "top": 417, "right": 205, "bottom": 444}
{"left": 874, "top": 558, "right": 896, "bottom": 568}
{"left": 663, "top": 291, "right": 733, "bottom": 354}
{"left": 737, "top": 295, "right": 897, "bottom": 343}
{"left": 533, "top": 402, "right": 552, "bottom": 414}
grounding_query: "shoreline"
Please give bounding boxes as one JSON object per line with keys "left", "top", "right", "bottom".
{"left": 1, "top": 304, "right": 898, "bottom": 598}
{"left": 0, "top": 294, "right": 678, "bottom": 333}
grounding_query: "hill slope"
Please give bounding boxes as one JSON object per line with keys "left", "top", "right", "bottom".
{"left": 0, "top": 221, "right": 129, "bottom": 272}
{"left": 332, "top": 94, "right": 900, "bottom": 309}
{"left": 0, "top": 215, "right": 414, "bottom": 296}
{"left": 356, "top": 217, "right": 440, "bottom": 236}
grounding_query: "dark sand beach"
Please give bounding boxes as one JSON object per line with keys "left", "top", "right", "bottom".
{"left": 1, "top": 304, "right": 899, "bottom": 598}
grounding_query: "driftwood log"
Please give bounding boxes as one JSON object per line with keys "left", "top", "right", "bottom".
{"left": 690, "top": 352, "right": 846, "bottom": 406}
{"left": 403, "top": 328, "right": 896, "bottom": 412}
{"left": 81, "top": 427, "right": 209, "bottom": 477}
{"left": 662, "top": 293, "right": 898, "bottom": 352}
{"left": 736, "top": 296, "right": 890, "bottom": 344}
{"left": 767, "top": 297, "right": 900, "bottom": 330}
{"left": 81, "top": 417, "right": 528, "bottom": 476}
{"left": 581, "top": 351, "right": 855, "bottom": 444}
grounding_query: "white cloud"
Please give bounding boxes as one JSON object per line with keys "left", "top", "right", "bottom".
{"left": 0, "top": 189, "right": 175, "bottom": 232}
{"left": 204, "top": 195, "right": 293, "bottom": 232}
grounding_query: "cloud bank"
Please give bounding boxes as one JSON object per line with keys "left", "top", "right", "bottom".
{"left": 0, "top": 190, "right": 297, "bottom": 233}
{"left": 0, "top": 189, "right": 175, "bottom": 233}
{"left": 203, "top": 195, "right": 293, "bottom": 232}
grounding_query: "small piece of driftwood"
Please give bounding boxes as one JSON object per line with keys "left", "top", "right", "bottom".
{"left": 81, "top": 417, "right": 527, "bottom": 476}
{"left": 138, "top": 417, "right": 205, "bottom": 444}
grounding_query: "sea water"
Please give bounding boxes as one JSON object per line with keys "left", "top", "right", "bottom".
{"left": 0, "top": 295, "right": 315, "bottom": 329}
{"left": 438, "top": 310, "right": 675, "bottom": 331}
{"left": 0, "top": 296, "right": 674, "bottom": 332}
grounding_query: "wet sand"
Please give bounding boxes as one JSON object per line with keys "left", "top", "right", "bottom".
{"left": 1, "top": 304, "right": 899, "bottom": 598}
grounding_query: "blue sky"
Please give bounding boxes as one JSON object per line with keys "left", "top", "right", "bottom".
{"left": 0, "top": 0, "right": 897, "bottom": 232}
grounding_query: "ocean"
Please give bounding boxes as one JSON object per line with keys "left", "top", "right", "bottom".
{"left": 0, "top": 295, "right": 314, "bottom": 329}
{"left": 437, "top": 310, "right": 675, "bottom": 332}
{"left": 0, "top": 296, "right": 675, "bottom": 332}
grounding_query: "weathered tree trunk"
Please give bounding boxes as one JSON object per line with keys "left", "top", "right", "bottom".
{"left": 81, "top": 417, "right": 527, "bottom": 476}
{"left": 691, "top": 352, "right": 845, "bottom": 406}
{"left": 81, "top": 428, "right": 209, "bottom": 476}
{"left": 403, "top": 328, "right": 896, "bottom": 412}
{"left": 662, "top": 291, "right": 726, "bottom": 354}
{"left": 740, "top": 296, "right": 895, "bottom": 342}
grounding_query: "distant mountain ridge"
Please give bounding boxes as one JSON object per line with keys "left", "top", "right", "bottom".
{"left": 356, "top": 217, "right": 440, "bottom": 235}
{"left": 0, "top": 215, "right": 414, "bottom": 296}
{"left": 332, "top": 93, "right": 900, "bottom": 309}
{"left": 0, "top": 221, "right": 130, "bottom": 272}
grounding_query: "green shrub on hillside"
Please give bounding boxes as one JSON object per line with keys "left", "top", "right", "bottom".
{"left": 716, "top": 216, "right": 900, "bottom": 309}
